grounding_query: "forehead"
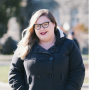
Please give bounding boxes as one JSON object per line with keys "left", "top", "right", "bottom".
{"left": 35, "top": 16, "right": 50, "bottom": 24}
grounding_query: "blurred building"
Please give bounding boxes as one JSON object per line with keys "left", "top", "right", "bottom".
{"left": 55, "top": 0, "right": 89, "bottom": 29}
{"left": 20, "top": 0, "right": 89, "bottom": 30}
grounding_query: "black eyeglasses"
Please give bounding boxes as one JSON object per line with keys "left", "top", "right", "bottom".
{"left": 34, "top": 21, "right": 51, "bottom": 30}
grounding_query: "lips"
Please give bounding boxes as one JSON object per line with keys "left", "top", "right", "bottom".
{"left": 40, "top": 31, "right": 47, "bottom": 35}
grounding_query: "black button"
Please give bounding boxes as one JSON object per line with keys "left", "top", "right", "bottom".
{"left": 37, "top": 75, "right": 41, "bottom": 78}
{"left": 54, "top": 48, "right": 57, "bottom": 51}
{"left": 49, "top": 57, "right": 53, "bottom": 61}
{"left": 48, "top": 74, "right": 52, "bottom": 78}
{"left": 38, "top": 58, "right": 42, "bottom": 62}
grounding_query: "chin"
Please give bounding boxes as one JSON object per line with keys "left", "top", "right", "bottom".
{"left": 39, "top": 38, "right": 48, "bottom": 42}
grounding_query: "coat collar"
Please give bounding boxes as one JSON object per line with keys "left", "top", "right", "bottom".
{"left": 34, "top": 44, "right": 58, "bottom": 54}
{"left": 55, "top": 29, "right": 66, "bottom": 45}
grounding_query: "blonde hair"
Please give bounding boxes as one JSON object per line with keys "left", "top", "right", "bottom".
{"left": 16, "top": 9, "right": 57, "bottom": 60}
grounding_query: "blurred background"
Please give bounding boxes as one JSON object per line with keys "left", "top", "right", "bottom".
{"left": 0, "top": 0, "right": 89, "bottom": 90}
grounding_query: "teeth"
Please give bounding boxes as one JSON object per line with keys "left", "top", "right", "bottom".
{"left": 41, "top": 32, "right": 46, "bottom": 34}
{"left": 41, "top": 32, "right": 45, "bottom": 34}
{"left": 40, "top": 32, "right": 47, "bottom": 35}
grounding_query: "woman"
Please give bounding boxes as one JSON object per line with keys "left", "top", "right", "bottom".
{"left": 8, "top": 9, "right": 85, "bottom": 90}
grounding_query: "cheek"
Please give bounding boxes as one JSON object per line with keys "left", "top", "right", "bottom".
{"left": 49, "top": 27, "right": 55, "bottom": 33}
{"left": 49, "top": 24, "right": 55, "bottom": 31}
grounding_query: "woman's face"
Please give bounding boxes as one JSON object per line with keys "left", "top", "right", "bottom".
{"left": 34, "top": 16, "right": 55, "bottom": 43}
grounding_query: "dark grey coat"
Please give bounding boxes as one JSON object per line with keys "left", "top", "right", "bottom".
{"left": 8, "top": 29, "right": 85, "bottom": 90}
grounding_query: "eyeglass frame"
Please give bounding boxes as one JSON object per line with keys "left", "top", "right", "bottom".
{"left": 34, "top": 21, "right": 51, "bottom": 30}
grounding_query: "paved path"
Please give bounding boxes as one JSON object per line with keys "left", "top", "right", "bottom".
{"left": 0, "top": 82, "right": 89, "bottom": 90}
{"left": 0, "top": 82, "right": 12, "bottom": 90}
{"left": 0, "top": 61, "right": 11, "bottom": 66}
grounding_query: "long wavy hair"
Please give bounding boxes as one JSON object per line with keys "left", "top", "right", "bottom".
{"left": 16, "top": 9, "right": 57, "bottom": 60}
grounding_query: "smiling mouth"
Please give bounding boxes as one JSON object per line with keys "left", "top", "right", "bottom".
{"left": 40, "top": 31, "right": 47, "bottom": 35}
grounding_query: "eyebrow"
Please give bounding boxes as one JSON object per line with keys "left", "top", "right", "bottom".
{"left": 35, "top": 21, "right": 51, "bottom": 25}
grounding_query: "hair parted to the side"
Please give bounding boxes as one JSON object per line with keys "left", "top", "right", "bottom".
{"left": 16, "top": 9, "right": 57, "bottom": 60}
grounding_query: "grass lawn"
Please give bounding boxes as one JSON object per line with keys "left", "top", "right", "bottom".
{"left": 0, "top": 66, "right": 10, "bottom": 83}
{"left": 84, "top": 78, "right": 89, "bottom": 83}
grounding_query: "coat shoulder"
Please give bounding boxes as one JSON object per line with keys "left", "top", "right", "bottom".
{"left": 64, "top": 38, "right": 75, "bottom": 47}
{"left": 64, "top": 38, "right": 78, "bottom": 52}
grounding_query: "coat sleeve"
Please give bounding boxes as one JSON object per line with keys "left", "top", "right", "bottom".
{"left": 8, "top": 50, "right": 27, "bottom": 90}
{"left": 66, "top": 40, "right": 85, "bottom": 90}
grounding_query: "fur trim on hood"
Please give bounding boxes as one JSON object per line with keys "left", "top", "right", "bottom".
{"left": 57, "top": 26, "right": 65, "bottom": 38}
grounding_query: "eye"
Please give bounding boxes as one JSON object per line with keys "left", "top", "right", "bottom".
{"left": 43, "top": 22, "right": 48, "bottom": 27}
{"left": 35, "top": 24, "right": 40, "bottom": 28}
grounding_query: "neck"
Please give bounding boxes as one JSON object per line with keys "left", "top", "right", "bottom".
{"left": 39, "top": 35, "right": 56, "bottom": 50}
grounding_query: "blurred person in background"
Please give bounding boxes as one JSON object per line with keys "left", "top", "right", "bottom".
{"left": 8, "top": 9, "right": 85, "bottom": 90}
{"left": 68, "top": 31, "right": 80, "bottom": 50}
